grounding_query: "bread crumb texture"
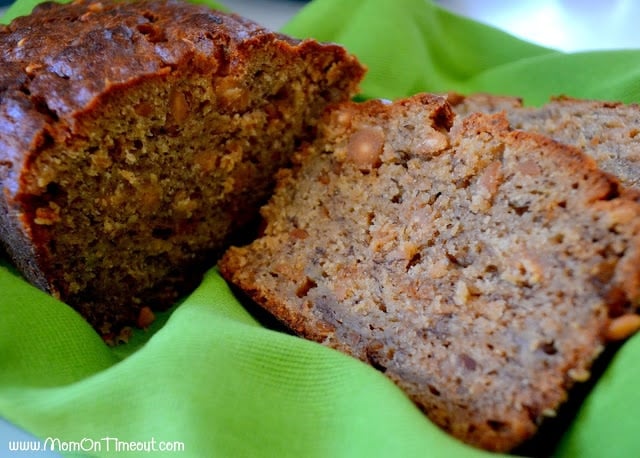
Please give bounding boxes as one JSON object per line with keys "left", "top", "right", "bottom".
{"left": 219, "top": 93, "right": 640, "bottom": 452}
{"left": 0, "top": 0, "right": 364, "bottom": 334}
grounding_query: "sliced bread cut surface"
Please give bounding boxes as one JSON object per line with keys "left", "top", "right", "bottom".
{"left": 448, "top": 93, "right": 640, "bottom": 188}
{"left": 219, "top": 93, "right": 640, "bottom": 451}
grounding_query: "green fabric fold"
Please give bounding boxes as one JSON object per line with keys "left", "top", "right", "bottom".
{"left": 1, "top": 267, "right": 494, "bottom": 458}
{"left": 2, "top": 0, "right": 640, "bottom": 456}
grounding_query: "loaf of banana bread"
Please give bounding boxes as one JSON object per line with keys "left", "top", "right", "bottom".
{"left": 219, "top": 93, "right": 640, "bottom": 451}
{"left": 0, "top": 0, "right": 364, "bottom": 335}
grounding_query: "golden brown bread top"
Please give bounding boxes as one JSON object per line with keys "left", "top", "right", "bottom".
{"left": 1, "top": 0, "right": 286, "bottom": 115}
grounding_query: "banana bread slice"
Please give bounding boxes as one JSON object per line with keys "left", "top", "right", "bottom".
{"left": 219, "top": 93, "right": 640, "bottom": 452}
{"left": 448, "top": 93, "right": 640, "bottom": 188}
{"left": 0, "top": 0, "right": 364, "bottom": 335}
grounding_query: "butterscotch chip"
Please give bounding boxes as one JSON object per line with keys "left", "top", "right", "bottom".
{"left": 168, "top": 88, "right": 189, "bottom": 125}
{"left": 220, "top": 93, "right": 640, "bottom": 452}
{"left": 606, "top": 314, "right": 640, "bottom": 340}
{"left": 136, "top": 306, "right": 156, "bottom": 329}
{"left": 346, "top": 126, "right": 385, "bottom": 170}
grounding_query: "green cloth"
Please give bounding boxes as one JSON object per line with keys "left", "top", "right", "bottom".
{"left": 2, "top": 0, "right": 640, "bottom": 456}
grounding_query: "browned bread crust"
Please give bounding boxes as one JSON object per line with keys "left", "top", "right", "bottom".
{"left": 219, "top": 93, "right": 640, "bottom": 451}
{"left": 0, "top": 0, "right": 364, "bottom": 334}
